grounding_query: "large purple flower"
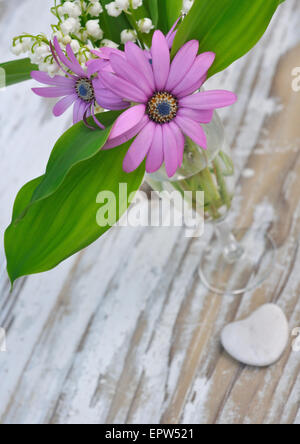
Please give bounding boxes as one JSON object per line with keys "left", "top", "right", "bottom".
{"left": 100, "top": 31, "right": 237, "bottom": 177}
{"left": 31, "top": 37, "right": 127, "bottom": 128}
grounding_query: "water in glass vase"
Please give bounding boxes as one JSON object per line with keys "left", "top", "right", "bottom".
{"left": 146, "top": 111, "right": 276, "bottom": 295}
{"left": 146, "top": 111, "right": 235, "bottom": 222}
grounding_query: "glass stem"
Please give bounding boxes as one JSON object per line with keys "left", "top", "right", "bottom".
{"left": 214, "top": 219, "right": 245, "bottom": 264}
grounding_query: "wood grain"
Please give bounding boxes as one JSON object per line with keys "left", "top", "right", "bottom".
{"left": 0, "top": 0, "right": 299, "bottom": 424}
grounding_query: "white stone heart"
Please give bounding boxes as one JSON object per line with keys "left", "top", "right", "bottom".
{"left": 221, "top": 304, "right": 289, "bottom": 367}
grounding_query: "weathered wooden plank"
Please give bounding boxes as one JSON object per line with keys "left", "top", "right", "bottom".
{"left": 0, "top": 0, "right": 299, "bottom": 425}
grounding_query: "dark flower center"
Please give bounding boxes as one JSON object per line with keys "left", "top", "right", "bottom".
{"left": 75, "top": 78, "right": 95, "bottom": 102}
{"left": 147, "top": 92, "right": 178, "bottom": 124}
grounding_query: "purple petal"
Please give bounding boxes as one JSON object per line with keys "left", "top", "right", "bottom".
{"left": 123, "top": 121, "right": 155, "bottom": 173}
{"left": 92, "top": 77, "right": 105, "bottom": 89}
{"left": 91, "top": 103, "right": 105, "bottom": 129}
{"left": 144, "top": 49, "right": 151, "bottom": 61}
{"left": 73, "top": 100, "right": 87, "bottom": 124}
{"left": 178, "top": 74, "right": 207, "bottom": 99}
{"left": 66, "top": 44, "right": 87, "bottom": 77}
{"left": 166, "top": 17, "right": 181, "bottom": 49}
{"left": 104, "top": 116, "right": 148, "bottom": 150}
{"left": 91, "top": 47, "right": 125, "bottom": 61}
{"left": 162, "top": 124, "right": 178, "bottom": 178}
{"left": 94, "top": 88, "right": 128, "bottom": 110}
{"left": 175, "top": 115, "right": 207, "bottom": 150}
{"left": 165, "top": 40, "right": 199, "bottom": 91}
{"left": 53, "top": 94, "right": 77, "bottom": 116}
{"left": 151, "top": 30, "right": 170, "bottom": 91}
{"left": 179, "top": 90, "right": 237, "bottom": 110}
{"left": 104, "top": 105, "right": 148, "bottom": 150}
{"left": 53, "top": 37, "right": 85, "bottom": 77}
{"left": 32, "top": 86, "right": 74, "bottom": 98}
{"left": 50, "top": 41, "right": 75, "bottom": 79}
{"left": 109, "top": 105, "right": 145, "bottom": 137}
{"left": 31, "top": 71, "right": 75, "bottom": 87}
{"left": 86, "top": 106, "right": 92, "bottom": 118}
{"left": 93, "top": 78, "right": 128, "bottom": 110}
{"left": 101, "top": 71, "right": 147, "bottom": 103}
{"left": 73, "top": 100, "right": 80, "bottom": 123}
{"left": 125, "top": 42, "right": 155, "bottom": 91}
{"left": 177, "top": 107, "right": 214, "bottom": 123}
{"left": 110, "top": 53, "right": 153, "bottom": 97}
{"left": 168, "top": 121, "right": 185, "bottom": 168}
{"left": 87, "top": 59, "right": 112, "bottom": 76}
{"left": 146, "top": 125, "right": 164, "bottom": 173}
{"left": 171, "top": 52, "right": 215, "bottom": 97}
{"left": 166, "top": 31, "right": 176, "bottom": 50}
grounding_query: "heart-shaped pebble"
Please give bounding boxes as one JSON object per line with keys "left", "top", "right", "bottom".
{"left": 221, "top": 304, "right": 289, "bottom": 367}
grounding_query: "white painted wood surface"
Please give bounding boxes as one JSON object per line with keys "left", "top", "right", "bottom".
{"left": 0, "top": 0, "right": 299, "bottom": 424}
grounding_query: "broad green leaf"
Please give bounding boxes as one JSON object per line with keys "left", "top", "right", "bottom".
{"left": 99, "top": 0, "right": 131, "bottom": 44}
{"left": 144, "top": 0, "right": 159, "bottom": 27}
{"left": 30, "top": 110, "right": 122, "bottom": 206}
{"left": 5, "top": 140, "right": 145, "bottom": 284}
{"left": 0, "top": 58, "right": 37, "bottom": 87}
{"left": 171, "top": 0, "right": 281, "bottom": 76}
{"left": 157, "top": 0, "right": 182, "bottom": 34}
{"left": 11, "top": 177, "right": 44, "bottom": 222}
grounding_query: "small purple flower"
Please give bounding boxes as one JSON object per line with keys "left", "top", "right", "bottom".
{"left": 31, "top": 37, "right": 127, "bottom": 128}
{"left": 100, "top": 31, "right": 237, "bottom": 177}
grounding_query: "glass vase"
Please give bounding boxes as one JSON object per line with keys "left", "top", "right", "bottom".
{"left": 146, "top": 111, "right": 276, "bottom": 295}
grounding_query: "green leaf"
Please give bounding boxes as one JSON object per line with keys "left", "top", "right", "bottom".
{"left": 11, "top": 177, "right": 44, "bottom": 222}
{"left": 144, "top": 0, "right": 159, "bottom": 27}
{"left": 0, "top": 58, "right": 37, "bottom": 87}
{"left": 30, "top": 110, "right": 122, "bottom": 206}
{"left": 171, "top": 0, "right": 281, "bottom": 76}
{"left": 99, "top": 0, "right": 131, "bottom": 44}
{"left": 5, "top": 129, "right": 145, "bottom": 284}
{"left": 157, "top": 0, "right": 182, "bottom": 34}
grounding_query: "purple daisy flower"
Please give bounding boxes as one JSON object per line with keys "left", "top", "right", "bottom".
{"left": 86, "top": 47, "right": 126, "bottom": 77}
{"left": 31, "top": 37, "right": 127, "bottom": 128}
{"left": 100, "top": 31, "right": 237, "bottom": 177}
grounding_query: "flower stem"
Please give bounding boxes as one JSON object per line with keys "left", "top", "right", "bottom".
{"left": 170, "top": 150, "right": 234, "bottom": 221}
